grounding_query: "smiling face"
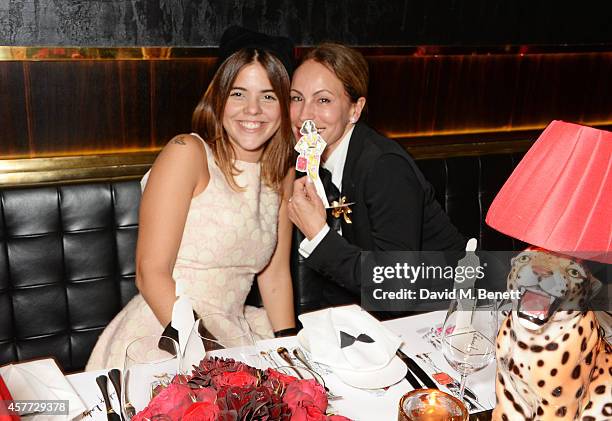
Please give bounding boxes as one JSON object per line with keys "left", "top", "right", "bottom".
{"left": 222, "top": 62, "right": 281, "bottom": 162}
{"left": 290, "top": 60, "right": 365, "bottom": 160}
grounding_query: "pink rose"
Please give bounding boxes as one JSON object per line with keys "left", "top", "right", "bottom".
{"left": 290, "top": 402, "right": 328, "bottom": 421}
{"left": 182, "top": 401, "right": 220, "bottom": 421}
{"left": 132, "top": 383, "right": 193, "bottom": 421}
{"left": 283, "top": 379, "right": 327, "bottom": 412}
{"left": 193, "top": 387, "right": 217, "bottom": 403}
{"left": 214, "top": 370, "right": 259, "bottom": 388}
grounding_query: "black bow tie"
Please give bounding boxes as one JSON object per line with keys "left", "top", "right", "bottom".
{"left": 319, "top": 167, "right": 342, "bottom": 231}
{"left": 339, "top": 331, "right": 375, "bottom": 348}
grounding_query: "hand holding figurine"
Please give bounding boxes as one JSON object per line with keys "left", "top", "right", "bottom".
{"left": 288, "top": 176, "right": 327, "bottom": 240}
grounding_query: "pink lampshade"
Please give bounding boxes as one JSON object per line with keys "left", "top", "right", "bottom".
{"left": 486, "top": 120, "right": 611, "bottom": 263}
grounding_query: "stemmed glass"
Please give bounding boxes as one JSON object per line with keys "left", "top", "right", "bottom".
{"left": 440, "top": 297, "right": 498, "bottom": 402}
{"left": 121, "top": 335, "right": 180, "bottom": 420}
{"left": 180, "top": 312, "right": 260, "bottom": 375}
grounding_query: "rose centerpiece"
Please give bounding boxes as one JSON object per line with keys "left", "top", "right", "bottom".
{"left": 132, "top": 357, "right": 351, "bottom": 421}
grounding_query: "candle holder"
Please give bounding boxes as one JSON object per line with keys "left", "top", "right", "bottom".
{"left": 398, "top": 389, "right": 468, "bottom": 421}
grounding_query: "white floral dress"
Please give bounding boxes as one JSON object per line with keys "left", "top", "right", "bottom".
{"left": 86, "top": 135, "right": 278, "bottom": 370}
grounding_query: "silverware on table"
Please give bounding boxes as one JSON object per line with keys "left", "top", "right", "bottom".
{"left": 95, "top": 375, "right": 121, "bottom": 421}
{"left": 291, "top": 348, "right": 343, "bottom": 400}
{"left": 396, "top": 349, "right": 437, "bottom": 389}
{"left": 292, "top": 348, "right": 318, "bottom": 373}
{"left": 262, "top": 349, "right": 342, "bottom": 400}
{"left": 277, "top": 347, "right": 304, "bottom": 379}
{"left": 260, "top": 350, "right": 279, "bottom": 368}
{"left": 108, "top": 369, "right": 128, "bottom": 421}
{"left": 396, "top": 350, "right": 423, "bottom": 389}
{"left": 413, "top": 353, "right": 481, "bottom": 411}
{"left": 415, "top": 353, "right": 479, "bottom": 402}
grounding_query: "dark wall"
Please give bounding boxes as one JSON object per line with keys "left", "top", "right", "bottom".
{"left": 1, "top": 0, "right": 611, "bottom": 46}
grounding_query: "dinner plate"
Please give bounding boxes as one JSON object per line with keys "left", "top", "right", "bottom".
{"left": 296, "top": 329, "right": 407, "bottom": 389}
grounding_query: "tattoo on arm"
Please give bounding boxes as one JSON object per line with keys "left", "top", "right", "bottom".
{"left": 172, "top": 136, "right": 187, "bottom": 145}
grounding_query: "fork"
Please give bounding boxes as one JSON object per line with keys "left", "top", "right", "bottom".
{"left": 291, "top": 348, "right": 343, "bottom": 401}
{"left": 261, "top": 350, "right": 342, "bottom": 401}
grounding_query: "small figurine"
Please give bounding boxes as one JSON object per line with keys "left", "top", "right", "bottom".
{"left": 294, "top": 120, "right": 329, "bottom": 207}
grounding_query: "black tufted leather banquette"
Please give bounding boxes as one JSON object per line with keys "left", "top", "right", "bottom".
{"left": 0, "top": 181, "right": 141, "bottom": 372}
{"left": 0, "top": 151, "right": 525, "bottom": 372}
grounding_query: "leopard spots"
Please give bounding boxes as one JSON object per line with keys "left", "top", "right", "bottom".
{"left": 562, "top": 351, "right": 570, "bottom": 364}
{"left": 546, "top": 342, "right": 559, "bottom": 351}
{"left": 492, "top": 250, "right": 609, "bottom": 421}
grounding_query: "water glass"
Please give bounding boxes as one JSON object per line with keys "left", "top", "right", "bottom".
{"left": 440, "top": 298, "right": 497, "bottom": 402}
{"left": 122, "top": 335, "right": 180, "bottom": 420}
{"left": 180, "top": 312, "right": 260, "bottom": 374}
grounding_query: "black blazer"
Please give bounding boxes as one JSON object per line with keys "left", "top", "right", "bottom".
{"left": 297, "top": 122, "right": 466, "bottom": 309}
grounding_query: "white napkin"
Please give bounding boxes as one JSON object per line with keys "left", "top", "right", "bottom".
{"left": 298, "top": 306, "right": 407, "bottom": 389}
{"left": 172, "top": 281, "right": 196, "bottom": 355}
{"left": 0, "top": 358, "right": 85, "bottom": 420}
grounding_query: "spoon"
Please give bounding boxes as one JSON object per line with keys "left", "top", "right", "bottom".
{"left": 277, "top": 347, "right": 304, "bottom": 379}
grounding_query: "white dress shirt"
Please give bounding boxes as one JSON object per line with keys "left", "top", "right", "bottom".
{"left": 298, "top": 125, "right": 355, "bottom": 258}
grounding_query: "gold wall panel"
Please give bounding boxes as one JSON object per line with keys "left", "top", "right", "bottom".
{"left": 0, "top": 46, "right": 610, "bottom": 186}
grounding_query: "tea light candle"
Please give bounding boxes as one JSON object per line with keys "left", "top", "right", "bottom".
{"left": 398, "top": 389, "right": 468, "bottom": 421}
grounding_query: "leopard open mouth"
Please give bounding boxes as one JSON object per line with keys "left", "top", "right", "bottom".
{"left": 517, "top": 287, "right": 562, "bottom": 326}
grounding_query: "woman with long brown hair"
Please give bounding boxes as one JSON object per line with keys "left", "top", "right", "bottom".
{"left": 87, "top": 29, "right": 296, "bottom": 370}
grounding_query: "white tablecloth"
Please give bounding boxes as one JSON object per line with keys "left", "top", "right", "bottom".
{"left": 67, "top": 309, "right": 496, "bottom": 421}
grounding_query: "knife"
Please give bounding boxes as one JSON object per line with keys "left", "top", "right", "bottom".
{"left": 108, "top": 369, "right": 126, "bottom": 421}
{"left": 396, "top": 351, "right": 424, "bottom": 389}
{"left": 96, "top": 375, "right": 122, "bottom": 421}
{"left": 396, "top": 349, "right": 437, "bottom": 389}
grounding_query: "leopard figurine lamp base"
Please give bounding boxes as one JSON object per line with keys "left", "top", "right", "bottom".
{"left": 492, "top": 248, "right": 611, "bottom": 421}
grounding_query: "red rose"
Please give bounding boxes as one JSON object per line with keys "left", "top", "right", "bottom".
{"left": 290, "top": 402, "right": 328, "bottom": 421}
{"left": 132, "top": 383, "right": 193, "bottom": 421}
{"left": 214, "top": 370, "right": 259, "bottom": 388}
{"left": 193, "top": 387, "right": 217, "bottom": 403}
{"left": 283, "top": 379, "right": 327, "bottom": 412}
{"left": 182, "top": 401, "right": 220, "bottom": 421}
{"left": 266, "top": 368, "right": 299, "bottom": 385}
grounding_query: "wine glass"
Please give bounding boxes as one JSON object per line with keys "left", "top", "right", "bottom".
{"left": 180, "top": 312, "right": 260, "bottom": 375}
{"left": 121, "top": 335, "right": 180, "bottom": 420}
{"left": 440, "top": 297, "right": 498, "bottom": 402}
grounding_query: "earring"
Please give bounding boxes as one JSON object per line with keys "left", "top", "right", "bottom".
{"left": 350, "top": 117, "right": 356, "bottom": 124}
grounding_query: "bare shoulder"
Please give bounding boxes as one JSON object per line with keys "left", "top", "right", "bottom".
{"left": 166, "top": 133, "right": 206, "bottom": 154}
{"left": 148, "top": 134, "right": 208, "bottom": 188}
{"left": 155, "top": 134, "right": 206, "bottom": 166}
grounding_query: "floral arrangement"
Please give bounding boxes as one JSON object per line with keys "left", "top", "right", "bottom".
{"left": 133, "top": 357, "right": 351, "bottom": 421}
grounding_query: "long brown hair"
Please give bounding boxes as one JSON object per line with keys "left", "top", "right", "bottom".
{"left": 192, "top": 48, "right": 293, "bottom": 191}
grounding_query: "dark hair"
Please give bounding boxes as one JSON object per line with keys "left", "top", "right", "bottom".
{"left": 303, "top": 43, "right": 369, "bottom": 103}
{"left": 192, "top": 48, "right": 293, "bottom": 191}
